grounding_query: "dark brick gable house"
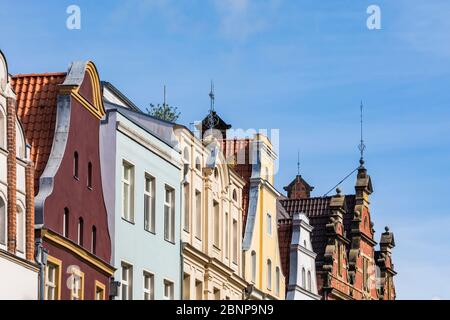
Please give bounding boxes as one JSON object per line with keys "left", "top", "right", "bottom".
{"left": 278, "top": 160, "right": 396, "bottom": 300}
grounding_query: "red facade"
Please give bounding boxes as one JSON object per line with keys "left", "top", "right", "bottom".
{"left": 12, "top": 62, "right": 114, "bottom": 300}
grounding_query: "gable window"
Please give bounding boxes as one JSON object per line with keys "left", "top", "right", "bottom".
{"left": 195, "top": 190, "right": 202, "bottom": 239}
{"left": 266, "top": 213, "right": 272, "bottom": 236}
{"left": 0, "top": 197, "right": 7, "bottom": 248}
{"left": 87, "top": 162, "right": 93, "bottom": 189}
{"left": 307, "top": 270, "right": 312, "bottom": 291}
{"left": 164, "top": 186, "right": 175, "bottom": 243}
{"left": 144, "top": 174, "right": 155, "bottom": 233}
{"left": 77, "top": 218, "right": 84, "bottom": 246}
{"left": 73, "top": 152, "right": 79, "bottom": 179}
{"left": 267, "top": 259, "right": 272, "bottom": 290}
{"left": 121, "top": 262, "right": 133, "bottom": 300}
{"left": 16, "top": 124, "right": 24, "bottom": 158}
{"left": 213, "top": 200, "right": 220, "bottom": 248}
{"left": 143, "top": 271, "right": 155, "bottom": 300}
{"left": 232, "top": 189, "right": 237, "bottom": 202}
{"left": 183, "top": 183, "right": 190, "bottom": 232}
{"left": 337, "top": 243, "right": 342, "bottom": 277}
{"left": 232, "top": 219, "right": 238, "bottom": 264}
{"left": 122, "top": 161, "right": 134, "bottom": 222}
{"left": 363, "top": 257, "right": 370, "bottom": 291}
{"left": 224, "top": 212, "right": 229, "bottom": 259}
{"left": 95, "top": 282, "right": 105, "bottom": 300}
{"left": 91, "top": 226, "right": 97, "bottom": 254}
{"left": 0, "top": 108, "right": 5, "bottom": 149}
{"left": 251, "top": 251, "right": 257, "bottom": 283}
{"left": 16, "top": 205, "right": 25, "bottom": 254}
{"left": 164, "top": 279, "right": 174, "bottom": 300}
{"left": 63, "top": 208, "right": 69, "bottom": 238}
{"left": 302, "top": 268, "right": 306, "bottom": 289}
{"left": 195, "top": 157, "right": 201, "bottom": 171}
{"left": 275, "top": 267, "right": 281, "bottom": 296}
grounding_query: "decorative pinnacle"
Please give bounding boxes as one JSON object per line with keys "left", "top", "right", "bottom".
{"left": 206, "top": 80, "right": 218, "bottom": 131}
{"left": 358, "top": 101, "right": 366, "bottom": 165}
{"left": 209, "top": 80, "right": 215, "bottom": 112}
{"left": 385, "top": 226, "right": 390, "bottom": 232}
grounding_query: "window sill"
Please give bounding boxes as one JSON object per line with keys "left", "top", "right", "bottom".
{"left": 87, "top": 186, "right": 93, "bottom": 191}
{"left": 145, "top": 229, "right": 156, "bottom": 236}
{"left": 121, "top": 218, "right": 135, "bottom": 225}
{"left": 73, "top": 176, "right": 79, "bottom": 181}
{"left": 164, "top": 239, "right": 176, "bottom": 245}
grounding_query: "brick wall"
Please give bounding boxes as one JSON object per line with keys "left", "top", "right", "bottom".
{"left": 6, "top": 97, "right": 17, "bottom": 254}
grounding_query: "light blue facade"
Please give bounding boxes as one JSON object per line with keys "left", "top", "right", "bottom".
{"left": 100, "top": 105, "right": 182, "bottom": 300}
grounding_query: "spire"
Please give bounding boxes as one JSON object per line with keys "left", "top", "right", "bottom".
{"left": 297, "top": 150, "right": 300, "bottom": 176}
{"left": 205, "top": 80, "right": 218, "bottom": 131}
{"left": 209, "top": 80, "right": 215, "bottom": 112}
{"left": 163, "top": 85, "right": 167, "bottom": 107}
{"left": 358, "top": 101, "right": 366, "bottom": 167}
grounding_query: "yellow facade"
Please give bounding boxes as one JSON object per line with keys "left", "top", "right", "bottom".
{"left": 241, "top": 134, "right": 286, "bottom": 300}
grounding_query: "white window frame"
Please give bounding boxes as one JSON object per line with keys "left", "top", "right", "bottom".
{"left": 121, "top": 262, "right": 133, "bottom": 300}
{"left": 183, "top": 182, "right": 190, "bottom": 232}
{"left": 143, "top": 271, "right": 155, "bottom": 300}
{"left": 232, "top": 219, "right": 238, "bottom": 264}
{"left": 144, "top": 173, "right": 155, "bottom": 233}
{"left": 164, "top": 279, "right": 174, "bottom": 300}
{"left": 164, "top": 186, "right": 175, "bottom": 243}
{"left": 266, "top": 213, "right": 272, "bottom": 236}
{"left": 213, "top": 200, "right": 220, "bottom": 248}
{"left": 45, "top": 264, "right": 57, "bottom": 300}
{"left": 224, "top": 212, "right": 229, "bottom": 259}
{"left": 195, "top": 190, "right": 202, "bottom": 240}
{"left": 16, "top": 205, "right": 25, "bottom": 255}
{"left": 122, "top": 161, "right": 135, "bottom": 223}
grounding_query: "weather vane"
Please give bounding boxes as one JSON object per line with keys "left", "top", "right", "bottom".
{"left": 358, "top": 101, "right": 366, "bottom": 164}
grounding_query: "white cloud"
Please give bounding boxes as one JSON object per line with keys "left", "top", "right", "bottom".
{"left": 214, "top": 0, "right": 281, "bottom": 41}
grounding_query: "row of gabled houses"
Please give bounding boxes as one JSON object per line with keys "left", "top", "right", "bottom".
{"left": 0, "top": 50, "right": 396, "bottom": 300}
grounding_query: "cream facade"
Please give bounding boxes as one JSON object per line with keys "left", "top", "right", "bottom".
{"left": 241, "top": 134, "right": 286, "bottom": 300}
{"left": 176, "top": 127, "right": 247, "bottom": 300}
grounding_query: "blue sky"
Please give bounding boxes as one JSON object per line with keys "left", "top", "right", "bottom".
{"left": 2, "top": 0, "right": 450, "bottom": 299}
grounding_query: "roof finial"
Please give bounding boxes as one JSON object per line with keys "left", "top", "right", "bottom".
{"left": 209, "top": 80, "right": 215, "bottom": 112}
{"left": 358, "top": 101, "right": 366, "bottom": 166}
{"left": 297, "top": 150, "right": 300, "bottom": 176}
{"left": 163, "top": 85, "right": 167, "bottom": 107}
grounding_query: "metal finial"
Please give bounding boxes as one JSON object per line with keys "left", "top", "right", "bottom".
{"left": 358, "top": 101, "right": 366, "bottom": 164}
{"left": 163, "top": 85, "right": 167, "bottom": 106}
{"left": 206, "top": 80, "right": 218, "bottom": 131}
{"left": 297, "top": 150, "right": 300, "bottom": 176}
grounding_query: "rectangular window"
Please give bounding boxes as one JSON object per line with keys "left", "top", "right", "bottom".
{"left": 338, "top": 244, "right": 342, "bottom": 277}
{"left": 213, "top": 201, "right": 220, "bottom": 248}
{"left": 213, "top": 288, "right": 220, "bottom": 300}
{"left": 232, "top": 219, "right": 238, "bottom": 264}
{"left": 143, "top": 271, "right": 154, "bottom": 300}
{"left": 183, "top": 183, "right": 190, "bottom": 232}
{"left": 16, "top": 208, "right": 25, "bottom": 253}
{"left": 121, "top": 262, "right": 133, "bottom": 300}
{"left": 224, "top": 212, "right": 229, "bottom": 259}
{"left": 164, "top": 186, "right": 175, "bottom": 243}
{"left": 363, "top": 257, "right": 369, "bottom": 291}
{"left": 266, "top": 213, "right": 272, "bottom": 236}
{"left": 0, "top": 198, "right": 6, "bottom": 247}
{"left": 164, "top": 279, "right": 174, "bottom": 300}
{"left": 45, "top": 261, "right": 60, "bottom": 300}
{"left": 122, "top": 161, "right": 135, "bottom": 222}
{"left": 144, "top": 174, "right": 155, "bottom": 232}
{"left": 183, "top": 273, "right": 190, "bottom": 300}
{"left": 95, "top": 281, "right": 106, "bottom": 300}
{"left": 195, "top": 280, "right": 203, "bottom": 300}
{"left": 70, "top": 270, "right": 84, "bottom": 300}
{"left": 195, "top": 190, "right": 201, "bottom": 239}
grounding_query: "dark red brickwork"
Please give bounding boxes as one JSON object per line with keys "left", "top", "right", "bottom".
{"left": 6, "top": 97, "right": 17, "bottom": 254}
{"left": 279, "top": 164, "right": 396, "bottom": 300}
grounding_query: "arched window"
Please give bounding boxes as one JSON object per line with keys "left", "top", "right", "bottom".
{"left": 15, "top": 123, "right": 25, "bottom": 158}
{"left": 91, "top": 226, "right": 97, "bottom": 254}
{"left": 232, "top": 190, "right": 237, "bottom": 201}
{"left": 77, "top": 218, "right": 84, "bottom": 246}
{"left": 307, "top": 270, "right": 312, "bottom": 291}
{"left": 251, "top": 251, "right": 257, "bottom": 283}
{"left": 16, "top": 205, "right": 25, "bottom": 254}
{"left": 0, "top": 196, "right": 6, "bottom": 247}
{"left": 301, "top": 268, "right": 306, "bottom": 289}
{"left": 63, "top": 208, "right": 69, "bottom": 238}
{"left": 183, "top": 147, "right": 189, "bottom": 163}
{"left": 87, "top": 162, "right": 93, "bottom": 189}
{"left": 73, "top": 152, "right": 79, "bottom": 178}
{"left": 195, "top": 157, "right": 201, "bottom": 171}
{"left": 275, "top": 267, "right": 280, "bottom": 296}
{"left": 0, "top": 107, "right": 5, "bottom": 149}
{"left": 214, "top": 167, "right": 218, "bottom": 179}
{"left": 267, "top": 259, "right": 272, "bottom": 290}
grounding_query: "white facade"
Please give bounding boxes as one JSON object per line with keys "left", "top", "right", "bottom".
{"left": 286, "top": 213, "right": 321, "bottom": 300}
{"left": 0, "top": 50, "right": 39, "bottom": 300}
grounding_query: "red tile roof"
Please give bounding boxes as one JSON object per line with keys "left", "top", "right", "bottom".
{"left": 11, "top": 73, "right": 67, "bottom": 194}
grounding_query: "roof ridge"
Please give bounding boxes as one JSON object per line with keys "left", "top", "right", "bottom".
{"left": 13, "top": 72, "right": 67, "bottom": 78}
